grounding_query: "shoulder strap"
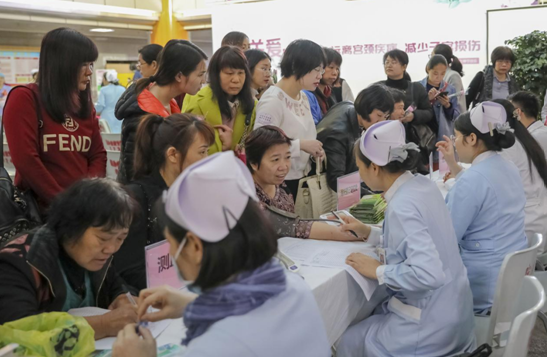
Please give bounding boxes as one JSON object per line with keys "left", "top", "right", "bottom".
{"left": 238, "top": 102, "right": 255, "bottom": 147}
{"left": 1, "top": 86, "right": 43, "bottom": 169}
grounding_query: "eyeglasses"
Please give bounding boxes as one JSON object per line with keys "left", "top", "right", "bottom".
{"left": 313, "top": 67, "right": 326, "bottom": 75}
{"left": 513, "top": 108, "right": 521, "bottom": 119}
{"left": 81, "top": 62, "right": 94, "bottom": 71}
{"left": 497, "top": 59, "right": 512, "bottom": 65}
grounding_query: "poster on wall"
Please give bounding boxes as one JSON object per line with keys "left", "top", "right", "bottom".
{"left": 211, "top": 0, "right": 538, "bottom": 94}
{"left": 0, "top": 51, "right": 39, "bottom": 84}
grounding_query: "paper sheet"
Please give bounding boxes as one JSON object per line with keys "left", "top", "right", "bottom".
{"left": 279, "top": 239, "right": 379, "bottom": 300}
{"left": 68, "top": 307, "right": 171, "bottom": 350}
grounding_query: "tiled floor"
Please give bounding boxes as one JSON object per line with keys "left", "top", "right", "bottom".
{"left": 529, "top": 319, "right": 547, "bottom": 357}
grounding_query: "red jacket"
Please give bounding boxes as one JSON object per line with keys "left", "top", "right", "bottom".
{"left": 3, "top": 84, "right": 106, "bottom": 205}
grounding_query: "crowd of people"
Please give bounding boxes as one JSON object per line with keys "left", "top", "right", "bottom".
{"left": 1, "top": 26, "right": 547, "bottom": 357}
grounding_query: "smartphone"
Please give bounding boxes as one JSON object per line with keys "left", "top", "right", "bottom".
{"left": 436, "top": 91, "right": 449, "bottom": 98}
{"left": 404, "top": 105, "right": 415, "bottom": 116}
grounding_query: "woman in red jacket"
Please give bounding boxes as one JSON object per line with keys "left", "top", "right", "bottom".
{"left": 3, "top": 28, "right": 106, "bottom": 208}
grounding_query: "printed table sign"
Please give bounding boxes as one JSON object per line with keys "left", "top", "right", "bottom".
{"left": 337, "top": 171, "right": 361, "bottom": 210}
{"left": 145, "top": 240, "right": 184, "bottom": 290}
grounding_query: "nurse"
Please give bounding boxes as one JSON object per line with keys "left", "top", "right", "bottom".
{"left": 111, "top": 152, "right": 330, "bottom": 357}
{"left": 437, "top": 101, "right": 527, "bottom": 313}
{"left": 336, "top": 120, "right": 475, "bottom": 357}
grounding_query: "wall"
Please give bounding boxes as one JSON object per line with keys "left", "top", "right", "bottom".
{"left": 210, "top": 0, "right": 540, "bottom": 96}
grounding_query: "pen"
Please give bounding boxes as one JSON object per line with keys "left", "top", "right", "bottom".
{"left": 331, "top": 211, "right": 359, "bottom": 239}
{"left": 123, "top": 285, "right": 148, "bottom": 333}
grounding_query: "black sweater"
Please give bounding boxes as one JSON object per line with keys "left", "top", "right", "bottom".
{"left": 114, "top": 171, "right": 167, "bottom": 291}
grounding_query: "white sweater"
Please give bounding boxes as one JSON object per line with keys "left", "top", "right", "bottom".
{"left": 254, "top": 86, "right": 317, "bottom": 180}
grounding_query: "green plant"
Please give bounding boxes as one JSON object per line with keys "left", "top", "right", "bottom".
{"left": 506, "top": 30, "right": 547, "bottom": 117}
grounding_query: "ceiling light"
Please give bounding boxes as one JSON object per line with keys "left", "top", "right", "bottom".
{"left": 90, "top": 28, "right": 114, "bottom": 33}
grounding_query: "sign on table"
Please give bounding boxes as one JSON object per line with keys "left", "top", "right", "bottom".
{"left": 146, "top": 240, "right": 184, "bottom": 289}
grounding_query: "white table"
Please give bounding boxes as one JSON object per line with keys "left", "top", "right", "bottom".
{"left": 151, "top": 240, "right": 388, "bottom": 348}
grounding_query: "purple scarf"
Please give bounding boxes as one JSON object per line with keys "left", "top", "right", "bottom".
{"left": 182, "top": 259, "right": 287, "bottom": 345}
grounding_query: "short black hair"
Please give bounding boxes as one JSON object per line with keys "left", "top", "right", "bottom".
{"left": 353, "top": 138, "right": 420, "bottom": 173}
{"left": 280, "top": 39, "right": 326, "bottom": 80}
{"left": 324, "top": 47, "right": 342, "bottom": 67}
{"left": 383, "top": 49, "right": 409, "bottom": 66}
{"left": 158, "top": 199, "right": 278, "bottom": 291}
{"left": 354, "top": 84, "right": 394, "bottom": 121}
{"left": 138, "top": 44, "right": 163, "bottom": 65}
{"left": 245, "top": 125, "right": 292, "bottom": 173}
{"left": 388, "top": 88, "right": 406, "bottom": 104}
{"left": 245, "top": 49, "right": 271, "bottom": 75}
{"left": 48, "top": 178, "right": 137, "bottom": 245}
{"left": 221, "top": 31, "right": 249, "bottom": 47}
{"left": 509, "top": 91, "right": 540, "bottom": 119}
{"left": 454, "top": 109, "right": 516, "bottom": 151}
{"left": 491, "top": 46, "right": 516, "bottom": 66}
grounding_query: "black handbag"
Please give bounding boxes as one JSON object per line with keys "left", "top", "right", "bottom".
{"left": 0, "top": 87, "right": 43, "bottom": 247}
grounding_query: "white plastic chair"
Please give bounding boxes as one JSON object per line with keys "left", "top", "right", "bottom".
{"left": 533, "top": 270, "right": 547, "bottom": 332}
{"left": 474, "top": 233, "right": 543, "bottom": 347}
{"left": 101, "top": 133, "right": 122, "bottom": 152}
{"left": 498, "top": 276, "right": 545, "bottom": 357}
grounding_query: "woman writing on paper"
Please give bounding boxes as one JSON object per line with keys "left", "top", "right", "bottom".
{"left": 246, "top": 125, "right": 358, "bottom": 241}
{"left": 111, "top": 152, "right": 330, "bottom": 357}
{"left": 114, "top": 113, "right": 215, "bottom": 291}
{"left": 0, "top": 179, "right": 139, "bottom": 339}
{"left": 437, "top": 101, "right": 527, "bottom": 313}
{"left": 336, "top": 120, "right": 475, "bottom": 357}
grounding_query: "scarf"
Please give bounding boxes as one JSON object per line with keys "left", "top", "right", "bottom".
{"left": 479, "top": 65, "right": 518, "bottom": 103}
{"left": 182, "top": 259, "right": 287, "bottom": 345}
{"left": 315, "top": 86, "right": 334, "bottom": 114}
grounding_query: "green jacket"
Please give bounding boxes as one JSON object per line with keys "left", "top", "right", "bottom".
{"left": 182, "top": 86, "right": 257, "bottom": 154}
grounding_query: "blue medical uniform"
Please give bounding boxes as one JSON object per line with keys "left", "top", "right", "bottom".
{"left": 338, "top": 172, "right": 476, "bottom": 357}
{"left": 184, "top": 272, "right": 331, "bottom": 357}
{"left": 96, "top": 84, "right": 126, "bottom": 133}
{"left": 446, "top": 151, "right": 527, "bottom": 313}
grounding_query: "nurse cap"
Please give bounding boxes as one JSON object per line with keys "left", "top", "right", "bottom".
{"left": 470, "top": 101, "right": 512, "bottom": 136}
{"left": 360, "top": 120, "right": 419, "bottom": 166}
{"left": 163, "top": 152, "right": 258, "bottom": 243}
{"left": 105, "top": 70, "right": 118, "bottom": 83}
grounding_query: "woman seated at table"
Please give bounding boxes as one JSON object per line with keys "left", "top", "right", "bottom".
{"left": 0, "top": 178, "right": 139, "bottom": 340}
{"left": 111, "top": 152, "right": 330, "bottom": 357}
{"left": 336, "top": 120, "right": 475, "bottom": 357}
{"left": 246, "top": 125, "right": 357, "bottom": 241}
{"left": 437, "top": 101, "right": 527, "bottom": 313}
{"left": 114, "top": 113, "right": 215, "bottom": 291}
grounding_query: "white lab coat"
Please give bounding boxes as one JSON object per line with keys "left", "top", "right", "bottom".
{"left": 529, "top": 120, "right": 547, "bottom": 157}
{"left": 501, "top": 138, "right": 547, "bottom": 253}
{"left": 184, "top": 272, "right": 330, "bottom": 357}
{"left": 337, "top": 172, "right": 476, "bottom": 357}
{"left": 446, "top": 152, "right": 527, "bottom": 313}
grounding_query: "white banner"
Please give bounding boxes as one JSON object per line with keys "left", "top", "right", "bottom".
{"left": 211, "top": 0, "right": 535, "bottom": 96}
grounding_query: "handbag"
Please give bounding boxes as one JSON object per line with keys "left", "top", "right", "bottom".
{"left": 406, "top": 83, "right": 437, "bottom": 155}
{"left": 0, "top": 87, "right": 43, "bottom": 247}
{"left": 294, "top": 157, "right": 338, "bottom": 219}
